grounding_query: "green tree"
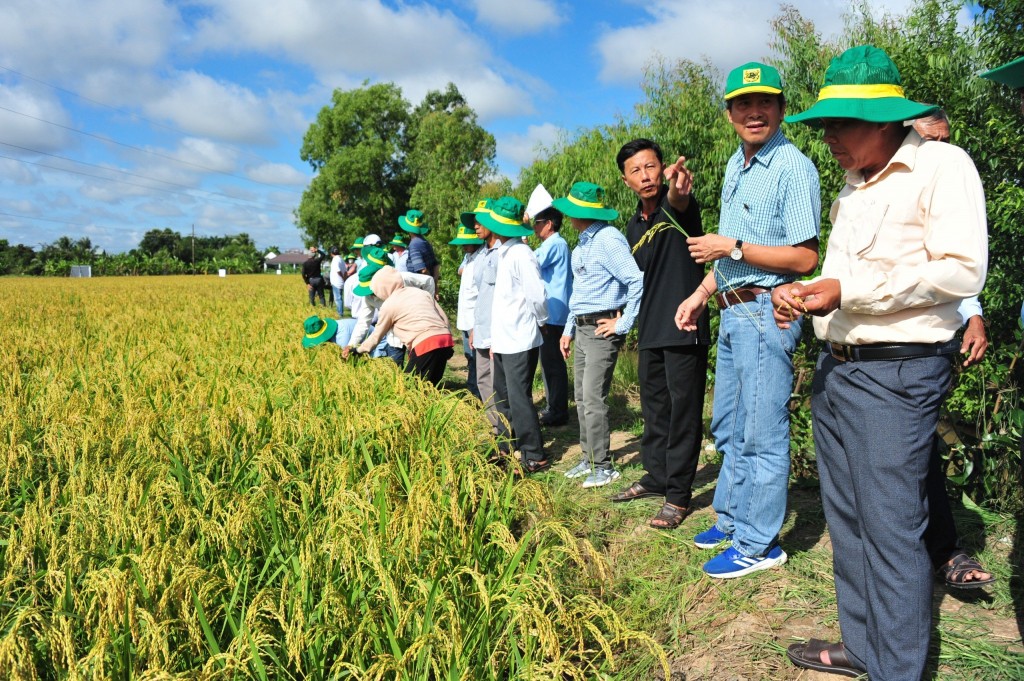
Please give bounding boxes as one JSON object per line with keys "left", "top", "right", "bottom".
{"left": 297, "top": 82, "right": 413, "bottom": 249}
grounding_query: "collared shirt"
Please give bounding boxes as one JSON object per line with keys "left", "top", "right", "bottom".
{"left": 455, "top": 249, "right": 481, "bottom": 332}
{"left": 716, "top": 129, "right": 821, "bottom": 290}
{"left": 406, "top": 235, "right": 437, "bottom": 274}
{"left": 472, "top": 242, "right": 500, "bottom": 349}
{"left": 534, "top": 231, "right": 572, "bottom": 326}
{"left": 812, "top": 130, "right": 987, "bottom": 345}
{"left": 626, "top": 186, "right": 711, "bottom": 348}
{"left": 393, "top": 250, "right": 409, "bottom": 273}
{"left": 565, "top": 222, "right": 644, "bottom": 337}
{"left": 490, "top": 239, "right": 547, "bottom": 353}
{"left": 957, "top": 296, "right": 982, "bottom": 325}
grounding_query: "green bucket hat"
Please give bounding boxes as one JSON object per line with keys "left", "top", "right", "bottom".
{"left": 725, "top": 62, "right": 783, "bottom": 100}
{"left": 353, "top": 245, "right": 389, "bottom": 296}
{"left": 785, "top": 45, "right": 938, "bottom": 126}
{"left": 398, "top": 209, "right": 430, "bottom": 235}
{"left": 460, "top": 198, "right": 492, "bottom": 229}
{"left": 388, "top": 234, "right": 407, "bottom": 250}
{"left": 476, "top": 196, "right": 532, "bottom": 238}
{"left": 980, "top": 55, "right": 1024, "bottom": 90}
{"left": 551, "top": 182, "right": 619, "bottom": 222}
{"left": 449, "top": 222, "right": 485, "bottom": 245}
{"left": 302, "top": 315, "right": 338, "bottom": 348}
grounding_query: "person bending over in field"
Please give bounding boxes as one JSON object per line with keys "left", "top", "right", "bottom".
{"left": 350, "top": 266, "right": 454, "bottom": 386}
{"left": 301, "top": 315, "right": 359, "bottom": 350}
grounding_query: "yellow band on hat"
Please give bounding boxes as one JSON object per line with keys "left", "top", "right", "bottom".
{"left": 818, "top": 84, "right": 906, "bottom": 100}
{"left": 407, "top": 217, "right": 422, "bottom": 226}
{"left": 305, "top": 322, "right": 329, "bottom": 340}
{"left": 567, "top": 194, "right": 606, "bottom": 209}
{"left": 366, "top": 253, "right": 386, "bottom": 266}
{"left": 489, "top": 212, "right": 522, "bottom": 226}
{"left": 475, "top": 200, "right": 488, "bottom": 211}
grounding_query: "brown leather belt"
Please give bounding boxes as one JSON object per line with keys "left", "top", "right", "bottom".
{"left": 826, "top": 339, "right": 959, "bottom": 362}
{"left": 576, "top": 309, "right": 622, "bottom": 326}
{"left": 715, "top": 287, "right": 769, "bottom": 309}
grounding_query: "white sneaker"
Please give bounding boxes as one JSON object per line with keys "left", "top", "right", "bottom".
{"left": 564, "top": 459, "right": 593, "bottom": 479}
{"left": 581, "top": 467, "right": 621, "bottom": 488}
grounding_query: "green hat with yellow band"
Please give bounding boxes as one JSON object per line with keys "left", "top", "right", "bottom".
{"left": 398, "top": 209, "right": 430, "bottom": 235}
{"left": 724, "top": 62, "right": 783, "bottom": 100}
{"left": 551, "top": 182, "right": 619, "bottom": 222}
{"left": 476, "top": 196, "right": 532, "bottom": 238}
{"left": 388, "top": 234, "right": 407, "bottom": 250}
{"left": 302, "top": 315, "right": 338, "bottom": 348}
{"left": 353, "top": 245, "right": 390, "bottom": 296}
{"left": 460, "top": 198, "right": 492, "bottom": 229}
{"left": 980, "top": 55, "right": 1024, "bottom": 90}
{"left": 785, "top": 45, "right": 937, "bottom": 126}
{"left": 449, "top": 222, "right": 485, "bottom": 245}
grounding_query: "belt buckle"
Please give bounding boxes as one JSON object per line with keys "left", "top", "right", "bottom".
{"left": 830, "top": 342, "right": 854, "bottom": 362}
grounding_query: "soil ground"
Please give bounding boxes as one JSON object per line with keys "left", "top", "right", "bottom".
{"left": 444, "top": 346, "right": 1024, "bottom": 680}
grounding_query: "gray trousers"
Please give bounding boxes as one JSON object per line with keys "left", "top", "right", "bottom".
{"left": 573, "top": 324, "right": 624, "bottom": 467}
{"left": 474, "top": 347, "right": 501, "bottom": 432}
{"left": 812, "top": 351, "right": 951, "bottom": 681}
{"left": 493, "top": 347, "right": 544, "bottom": 461}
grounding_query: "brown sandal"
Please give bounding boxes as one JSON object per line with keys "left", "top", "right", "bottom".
{"left": 939, "top": 552, "right": 996, "bottom": 589}
{"left": 650, "top": 503, "right": 687, "bottom": 530}
{"left": 609, "top": 482, "right": 663, "bottom": 503}
{"left": 787, "top": 639, "right": 866, "bottom": 678}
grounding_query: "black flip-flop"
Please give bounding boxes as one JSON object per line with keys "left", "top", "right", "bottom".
{"left": 787, "top": 639, "right": 867, "bottom": 678}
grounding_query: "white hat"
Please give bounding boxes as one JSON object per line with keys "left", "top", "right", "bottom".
{"left": 362, "top": 234, "right": 382, "bottom": 246}
{"left": 524, "top": 184, "right": 553, "bottom": 220}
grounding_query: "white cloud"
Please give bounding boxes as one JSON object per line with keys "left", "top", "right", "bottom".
{"left": 246, "top": 162, "right": 308, "bottom": 186}
{"left": 595, "top": 0, "right": 920, "bottom": 85}
{"left": 144, "top": 72, "right": 275, "bottom": 145}
{"left": 0, "top": 84, "right": 75, "bottom": 153}
{"left": 469, "top": 0, "right": 564, "bottom": 34}
{"left": 496, "top": 122, "right": 564, "bottom": 168}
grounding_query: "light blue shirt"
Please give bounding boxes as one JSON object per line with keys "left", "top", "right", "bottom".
{"left": 534, "top": 232, "right": 572, "bottom": 326}
{"left": 716, "top": 129, "right": 820, "bottom": 289}
{"left": 565, "top": 222, "right": 643, "bottom": 337}
{"left": 472, "top": 242, "right": 500, "bottom": 349}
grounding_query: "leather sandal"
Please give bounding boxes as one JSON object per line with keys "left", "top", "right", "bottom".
{"left": 787, "top": 639, "right": 866, "bottom": 678}
{"left": 649, "top": 503, "right": 687, "bottom": 530}
{"left": 609, "top": 482, "right": 663, "bottom": 503}
{"left": 939, "top": 552, "right": 996, "bottom": 589}
{"left": 522, "top": 459, "right": 551, "bottom": 474}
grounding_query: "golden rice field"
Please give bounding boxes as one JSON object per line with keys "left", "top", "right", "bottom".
{"left": 0, "top": 275, "right": 664, "bottom": 679}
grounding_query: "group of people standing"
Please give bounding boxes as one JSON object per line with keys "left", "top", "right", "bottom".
{"left": 297, "top": 43, "right": 1024, "bottom": 680}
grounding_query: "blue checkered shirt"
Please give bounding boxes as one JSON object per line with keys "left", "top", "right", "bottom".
{"left": 715, "top": 129, "right": 820, "bottom": 289}
{"left": 565, "top": 222, "right": 644, "bottom": 337}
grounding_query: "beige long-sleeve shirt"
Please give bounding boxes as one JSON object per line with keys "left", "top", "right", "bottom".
{"left": 356, "top": 267, "right": 450, "bottom": 354}
{"left": 812, "top": 130, "right": 988, "bottom": 345}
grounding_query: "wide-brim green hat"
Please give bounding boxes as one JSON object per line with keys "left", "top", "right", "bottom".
{"left": 353, "top": 245, "right": 389, "bottom": 295}
{"left": 302, "top": 315, "right": 338, "bottom": 348}
{"left": 477, "top": 196, "right": 532, "bottom": 238}
{"left": 785, "top": 45, "right": 938, "bottom": 126}
{"left": 398, "top": 209, "right": 430, "bottom": 235}
{"left": 388, "top": 235, "right": 407, "bottom": 249}
{"left": 460, "top": 198, "right": 492, "bottom": 229}
{"left": 551, "top": 182, "right": 619, "bottom": 222}
{"left": 449, "top": 223, "right": 484, "bottom": 245}
{"left": 980, "top": 55, "right": 1024, "bottom": 90}
{"left": 725, "top": 62, "right": 783, "bottom": 100}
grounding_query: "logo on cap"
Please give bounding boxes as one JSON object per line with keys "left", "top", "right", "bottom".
{"left": 743, "top": 68, "right": 761, "bottom": 84}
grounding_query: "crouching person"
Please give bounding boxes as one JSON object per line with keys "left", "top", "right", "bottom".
{"left": 350, "top": 266, "right": 454, "bottom": 386}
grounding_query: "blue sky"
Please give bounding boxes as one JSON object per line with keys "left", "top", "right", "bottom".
{"left": 0, "top": 0, "right": 923, "bottom": 253}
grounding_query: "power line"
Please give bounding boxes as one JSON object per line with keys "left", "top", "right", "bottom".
{"left": 0, "top": 140, "right": 297, "bottom": 213}
{"left": 0, "top": 209, "right": 94, "bottom": 228}
{"left": 0, "top": 63, "right": 306, "bottom": 184}
{"left": 0, "top": 103, "right": 304, "bottom": 192}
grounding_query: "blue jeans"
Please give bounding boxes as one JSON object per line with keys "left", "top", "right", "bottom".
{"left": 710, "top": 292, "right": 801, "bottom": 557}
{"left": 332, "top": 285, "right": 344, "bottom": 316}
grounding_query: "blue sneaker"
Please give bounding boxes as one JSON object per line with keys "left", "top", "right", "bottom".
{"left": 703, "top": 545, "right": 787, "bottom": 579}
{"left": 693, "top": 525, "right": 732, "bottom": 549}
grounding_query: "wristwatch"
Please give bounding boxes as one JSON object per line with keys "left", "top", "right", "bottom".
{"left": 729, "top": 239, "right": 744, "bottom": 261}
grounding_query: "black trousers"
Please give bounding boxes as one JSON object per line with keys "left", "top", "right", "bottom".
{"left": 923, "top": 437, "right": 961, "bottom": 568}
{"left": 406, "top": 346, "right": 453, "bottom": 386}
{"left": 538, "top": 324, "right": 569, "bottom": 420}
{"left": 493, "top": 348, "right": 545, "bottom": 462}
{"left": 637, "top": 345, "right": 708, "bottom": 507}
{"left": 307, "top": 277, "right": 326, "bottom": 306}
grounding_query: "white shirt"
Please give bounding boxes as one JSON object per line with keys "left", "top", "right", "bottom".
{"left": 490, "top": 238, "right": 547, "bottom": 354}
{"left": 329, "top": 255, "right": 345, "bottom": 289}
{"left": 957, "top": 296, "right": 982, "bottom": 325}
{"left": 393, "top": 250, "right": 409, "bottom": 273}
{"left": 456, "top": 249, "right": 481, "bottom": 332}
